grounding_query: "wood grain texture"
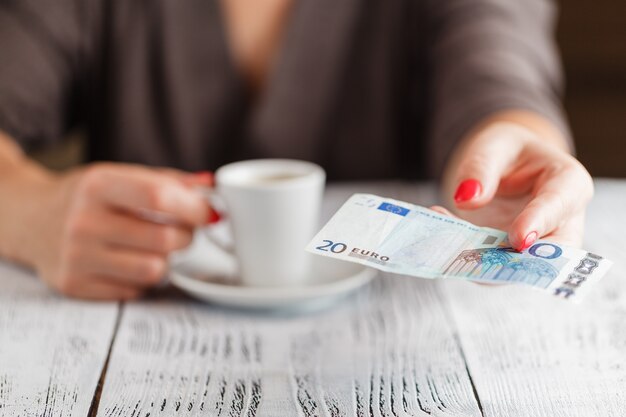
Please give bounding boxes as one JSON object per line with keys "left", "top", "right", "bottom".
{"left": 0, "top": 263, "right": 119, "bottom": 417}
{"left": 95, "top": 279, "right": 482, "bottom": 417}
{"left": 438, "top": 179, "right": 626, "bottom": 417}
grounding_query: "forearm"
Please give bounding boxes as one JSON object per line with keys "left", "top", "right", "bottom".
{"left": 427, "top": 0, "right": 568, "bottom": 177}
{"left": 0, "top": 132, "right": 57, "bottom": 265}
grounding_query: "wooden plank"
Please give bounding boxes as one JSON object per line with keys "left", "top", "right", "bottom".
{"left": 440, "top": 179, "right": 626, "bottom": 417}
{"left": 0, "top": 263, "right": 119, "bottom": 417}
{"left": 95, "top": 279, "right": 482, "bottom": 417}
{"left": 95, "top": 183, "right": 482, "bottom": 417}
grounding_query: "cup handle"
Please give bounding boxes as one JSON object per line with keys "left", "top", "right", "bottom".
{"left": 197, "top": 187, "right": 236, "bottom": 257}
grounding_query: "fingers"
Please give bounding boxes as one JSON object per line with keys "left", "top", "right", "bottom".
{"left": 155, "top": 169, "right": 220, "bottom": 223}
{"left": 450, "top": 122, "right": 592, "bottom": 252}
{"left": 40, "top": 163, "right": 217, "bottom": 301}
{"left": 452, "top": 124, "right": 529, "bottom": 209}
{"left": 59, "top": 278, "right": 143, "bottom": 301}
{"left": 509, "top": 161, "right": 593, "bottom": 250}
{"left": 97, "top": 211, "right": 194, "bottom": 254}
{"left": 71, "top": 245, "right": 168, "bottom": 287}
{"left": 539, "top": 212, "right": 586, "bottom": 248}
{"left": 78, "top": 164, "right": 209, "bottom": 227}
{"left": 51, "top": 239, "right": 169, "bottom": 300}
{"left": 47, "top": 256, "right": 149, "bottom": 300}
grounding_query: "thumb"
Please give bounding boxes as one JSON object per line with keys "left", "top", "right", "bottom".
{"left": 150, "top": 168, "right": 218, "bottom": 224}
{"left": 452, "top": 125, "right": 526, "bottom": 209}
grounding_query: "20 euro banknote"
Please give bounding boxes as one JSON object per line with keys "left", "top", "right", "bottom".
{"left": 306, "top": 194, "right": 612, "bottom": 301}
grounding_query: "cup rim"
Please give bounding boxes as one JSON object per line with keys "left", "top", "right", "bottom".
{"left": 215, "top": 159, "right": 326, "bottom": 190}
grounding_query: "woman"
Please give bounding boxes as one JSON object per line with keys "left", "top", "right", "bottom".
{"left": 0, "top": 0, "right": 592, "bottom": 299}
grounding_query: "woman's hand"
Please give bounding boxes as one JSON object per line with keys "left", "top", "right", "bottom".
{"left": 443, "top": 112, "right": 593, "bottom": 251}
{"left": 16, "top": 163, "right": 214, "bottom": 300}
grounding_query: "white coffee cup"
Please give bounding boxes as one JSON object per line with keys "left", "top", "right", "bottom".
{"left": 204, "top": 159, "right": 326, "bottom": 287}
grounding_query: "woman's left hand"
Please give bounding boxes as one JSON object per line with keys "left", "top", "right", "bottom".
{"left": 443, "top": 112, "right": 594, "bottom": 251}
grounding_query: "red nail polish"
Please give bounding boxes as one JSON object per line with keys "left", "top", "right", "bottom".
{"left": 206, "top": 210, "right": 221, "bottom": 224}
{"left": 454, "top": 179, "right": 482, "bottom": 203}
{"left": 519, "top": 231, "right": 538, "bottom": 252}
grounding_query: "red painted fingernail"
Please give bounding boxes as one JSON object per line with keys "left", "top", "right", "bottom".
{"left": 454, "top": 179, "right": 482, "bottom": 203}
{"left": 519, "top": 231, "right": 538, "bottom": 252}
{"left": 194, "top": 171, "right": 214, "bottom": 185}
{"left": 206, "top": 210, "right": 221, "bottom": 224}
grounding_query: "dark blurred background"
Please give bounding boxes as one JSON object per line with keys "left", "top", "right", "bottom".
{"left": 32, "top": 1, "right": 626, "bottom": 177}
{"left": 558, "top": 0, "right": 626, "bottom": 177}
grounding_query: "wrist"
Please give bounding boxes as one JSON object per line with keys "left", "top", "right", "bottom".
{"left": 468, "top": 109, "right": 571, "bottom": 153}
{"left": 0, "top": 146, "right": 60, "bottom": 266}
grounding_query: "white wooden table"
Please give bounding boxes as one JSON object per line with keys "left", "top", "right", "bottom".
{"left": 1, "top": 180, "right": 625, "bottom": 417}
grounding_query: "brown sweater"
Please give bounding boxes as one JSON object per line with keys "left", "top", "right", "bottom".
{"left": 0, "top": 0, "right": 569, "bottom": 180}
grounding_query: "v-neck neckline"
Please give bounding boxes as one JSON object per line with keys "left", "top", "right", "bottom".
{"left": 209, "top": 0, "right": 363, "bottom": 160}
{"left": 213, "top": 0, "right": 303, "bottom": 108}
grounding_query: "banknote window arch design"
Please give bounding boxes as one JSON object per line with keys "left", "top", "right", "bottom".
{"left": 445, "top": 248, "right": 558, "bottom": 288}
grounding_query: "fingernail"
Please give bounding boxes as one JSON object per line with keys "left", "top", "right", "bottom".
{"left": 206, "top": 209, "right": 221, "bottom": 224}
{"left": 519, "top": 231, "right": 538, "bottom": 252}
{"left": 454, "top": 179, "right": 482, "bottom": 203}
{"left": 194, "top": 171, "right": 214, "bottom": 185}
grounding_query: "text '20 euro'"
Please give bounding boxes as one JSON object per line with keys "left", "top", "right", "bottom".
{"left": 306, "top": 194, "right": 612, "bottom": 302}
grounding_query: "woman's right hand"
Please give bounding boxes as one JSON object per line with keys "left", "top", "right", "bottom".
{"left": 26, "top": 163, "right": 213, "bottom": 300}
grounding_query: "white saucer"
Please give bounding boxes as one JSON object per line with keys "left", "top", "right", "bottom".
{"left": 169, "top": 256, "right": 376, "bottom": 311}
{"left": 168, "top": 229, "right": 377, "bottom": 310}
{"left": 170, "top": 258, "right": 376, "bottom": 311}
